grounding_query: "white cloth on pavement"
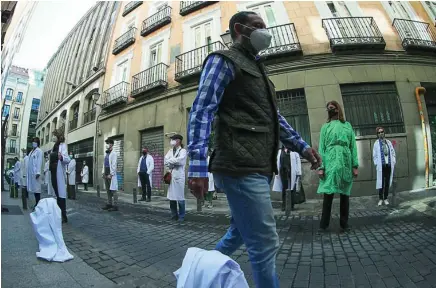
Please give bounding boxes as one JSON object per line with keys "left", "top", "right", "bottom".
{"left": 174, "top": 247, "right": 249, "bottom": 288}
{"left": 30, "top": 198, "right": 74, "bottom": 262}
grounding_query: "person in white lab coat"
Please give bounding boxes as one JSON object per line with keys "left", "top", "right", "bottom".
{"left": 66, "top": 152, "right": 76, "bottom": 200}
{"left": 81, "top": 161, "right": 89, "bottom": 191}
{"left": 48, "top": 131, "right": 70, "bottom": 223}
{"left": 164, "top": 134, "right": 187, "bottom": 221}
{"left": 272, "top": 146, "right": 302, "bottom": 211}
{"left": 101, "top": 138, "right": 118, "bottom": 211}
{"left": 373, "top": 127, "right": 396, "bottom": 206}
{"left": 27, "top": 137, "right": 44, "bottom": 207}
{"left": 13, "top": 157, "right": 21, "bottom": 191}
{"left": 137, "top": 148, "right": 154, "bottom": 202}
{"left": 22, "top": 150, "right": 29, "bottom": 199}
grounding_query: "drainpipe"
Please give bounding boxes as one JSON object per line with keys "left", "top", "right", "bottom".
{"left": 415, "top": 87, "right": 428, "bottom": 188}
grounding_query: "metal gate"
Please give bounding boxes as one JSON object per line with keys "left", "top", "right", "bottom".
{"left": 141, "top": 127, "right": 164, "bottom": 191}
{"left": 112, "top": 136, "right": 124, "bottom": 191}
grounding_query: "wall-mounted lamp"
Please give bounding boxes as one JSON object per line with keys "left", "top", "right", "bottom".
{"left": 220, "top": 30, "right": 232, "bottom": 48}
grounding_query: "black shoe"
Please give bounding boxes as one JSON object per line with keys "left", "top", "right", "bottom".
{"left": 102, "top": 204, "right": 112, "bottom": 210}
{"left": 108, "top": 206, "right": 118, "bottom": 212}
{"left": 171, "top": 215, "right": 179, "bottom": 221}
{"left": 146, "top": 198, "right": 151, "bottom": 202}
{"left": 139, "top": 198, "right": 146, "bottom": 201}
{"left": 340, "top": 226, "right": 351, "bottom": 233}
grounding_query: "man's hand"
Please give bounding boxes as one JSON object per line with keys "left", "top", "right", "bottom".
{"left": 353, "top": 168, "right": 358, "bottom": 178}
{"left": 302, "top": 148, "right": 322, "bottom": 170}
{"left": 317, "top": 169, "right": 324, "bottom": 179}
{"left": 107, "top": 175, "right": 112, "bottom": 180}
{"left": 188, "top": 177, "right": 208, "bottom": 200}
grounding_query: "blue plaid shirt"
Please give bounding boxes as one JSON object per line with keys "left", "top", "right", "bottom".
{"left": 187, "top": 54, "right": 310, "bottom": 178}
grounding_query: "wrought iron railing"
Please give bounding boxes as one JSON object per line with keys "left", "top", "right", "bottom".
{"left": 131, "top": 63, "right": 169, "bottom": 97}
{"left": 141, "top": 6, "right": 172, "bottom": 36}
{"left": 123, "top": 1, "right": 143, "bottom": 17}
{"left": 69, "top": 117, "right": 78, "bottom": 130}
{"left": 259, "top": 23, "right": 302, "bottom": 58}
{"left": 179, "top": 1, "right": 217, "bottom": 16}
{"left": 112, "top": 27, "right": 137, "bottom": 55}
{"left": 102, "top": 82, "right": 129, "bottom": 109}
{"left": 83, "top": 108, "right": 96, "bottom": 124}
{"left": 175, "top": 41, "right": 225, "bottom": 81}
{"left": 392, "top": 18, "right": 436, "bottom": 51}
{"left": 322, "top": 17, "right": 385, "bottom": 51}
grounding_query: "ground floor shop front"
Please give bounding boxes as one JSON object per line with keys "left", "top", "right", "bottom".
{"left": 98, "top": 54, "right": 436, "bottom": 199}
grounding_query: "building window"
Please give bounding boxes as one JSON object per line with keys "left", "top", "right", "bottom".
{"left": 16, "top": 92, "right": 23, "bottom": 103}
{"left": 10, "top": 139, "right": 16, "bottom": 153}
{"left": 276, "top": 88, "right": 311, "bottom": 146}
{"left": 193, "top": 21, "right": 212, "bottom": 50}
{"left": 424, "top": 1, "right": 436, "bottom": 23}
{"left": 31, "top": 98, "right": 40, "bottom": 111}
{"left": 2, "top": 104, "right": 10, "bottom": 117}
{"left": 11, "top": 124, "right": 18, "bottom": 136}
{"left": 13, "top": 107, "right": 20, "bottom": 120}
{"left": 341, "top": 82, "right": 405, "bottom": 136}
{"left": 116, "top": 60, "right": 129, "bottom": 83}
{"left": 150, "top": 42, "right": 163, "bottom": 67}
{"left": 327, "top": 1, "right": 352, "bottom": 17}
{"left": 5, "top": 88, "right": 13, "bottom": 100}
{"left": 250, "top": 3, "right": 278, "bottom": 27}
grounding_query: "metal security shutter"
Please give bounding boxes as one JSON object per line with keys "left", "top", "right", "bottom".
{"left": 141, "top": 127, "right": 164, "bottom": 191}
{"left": 112, "top": 136, "right": 124, "bottom": 191}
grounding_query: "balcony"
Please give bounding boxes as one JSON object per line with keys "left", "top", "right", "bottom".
{"left": 69, "top": 117, "right": 78, "bottom": 130}
{"left": 122, "top": 1, "right": 143, "bottom": 17}
{"left": 175, "top": 41, "right": 225, "bottom": 83}
{"left": 179, "top": 1, "right": 217, "bottom": 16}
{"left": 141, "top": 6, "right": 172, "bottom": 37}
{"left": 83, "top": 108, "right": 96, "bottom": 125}
{"left": 102, "top": 82, "right": 129, "bottom": 110}
{"left": 322, "top": 17, "right": 386, "bottom": 53}
{"left": 112, "top": 27, "right": 137, "bottom": 55}
{"left": 131, "top": 63, "right": 169, "bottom": 99}
{"left": 259, "top": 23, "right": 302, "bottom": 60}
{"left": 393, "top": 19, "right": 436, "bottom": 53}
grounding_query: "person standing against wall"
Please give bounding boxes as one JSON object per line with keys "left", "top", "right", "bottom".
{"left": 137, "top": 148, "right": 154, "bottom": 202}
{"left": 27, "top": 137, "right": 43, "bottom": 208}
{"left": 373, "top": 127, "right": 396, "bottom": 206}
{"left": 164, "top": 134, "right": 187, "bottom": 221}
{"left": 101, "top": 138, "right": 118, "bottom": 212}
{"left": 81, "top": 161, "right": 89, "bottom": 191}
{"left": 67, "top": 152, "right": 76, "bottom": 200}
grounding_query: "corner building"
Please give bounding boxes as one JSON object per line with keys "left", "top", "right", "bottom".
{"left": 99, "top": 1, "right": 436, "bottom": 198}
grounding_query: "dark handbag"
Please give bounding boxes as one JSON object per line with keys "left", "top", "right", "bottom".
{"left": 163, "top": 171, "right": 172, "bottom": 184}
{"left": 294, "top": 177, "right": 306, "bottom": 204}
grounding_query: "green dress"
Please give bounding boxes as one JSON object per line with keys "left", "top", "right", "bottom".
{"left": 317, "top": 120, "right": 358, "bottom": 196}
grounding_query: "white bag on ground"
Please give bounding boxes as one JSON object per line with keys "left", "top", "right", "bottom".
{"left": 174, "top": 247, "right": 249, "bottom": 288}
{"left": 30, "top": 198, "right": 73, "bottom": 262}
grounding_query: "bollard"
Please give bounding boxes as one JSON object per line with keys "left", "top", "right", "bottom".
{"left": 21, "top": 186, "right": 28, "bottom": 210}
{"left": 133, "top": 188, "right": 137, "bottom": 203}
{"left": 96, "top": 184, "right": 100, "bottom": 198}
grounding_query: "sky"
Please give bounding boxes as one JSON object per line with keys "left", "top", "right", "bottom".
{"left": 13, "top": 1, "right": 97, "bottom": 71}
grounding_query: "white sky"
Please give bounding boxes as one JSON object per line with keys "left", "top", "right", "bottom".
{"left": 13, "top": 1, "right": 97, "bottom": 70}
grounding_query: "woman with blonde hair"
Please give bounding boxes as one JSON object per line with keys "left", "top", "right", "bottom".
{"left": 317, "top": 101, "right": 358, "bottom": 233}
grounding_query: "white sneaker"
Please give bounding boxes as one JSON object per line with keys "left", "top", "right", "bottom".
{"left": 384, "top": 199, "right": 389, "bottom": 205}
{"left": 378, "top": 200, "right": 383, "bottom": 206}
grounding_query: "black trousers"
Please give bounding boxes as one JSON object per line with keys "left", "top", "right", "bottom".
{"left": 83, "top": 183, "right": 88, "bottom": 191}
{"left": 138, "top": 172, "right": 151, "bottom": 199}
{"left": 50, "top": 167, "right": 67, "bottom": 220}
{"left": 34, "top": 192, "right": 41, "bottom": 206}
{"left": 379, "top": 165, "right": 391, "bottom": 200}
{"left": 320, "top": 193, "right": 349, "bottom": 229}
{"left": 280, "top": 169, "right": 294, "bottom": 208}
{"left": 67, "top": 185, "right": 76, "bottom": 199}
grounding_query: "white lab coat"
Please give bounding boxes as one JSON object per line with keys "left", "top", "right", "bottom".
{"left": 47, "top": 143, "right": 70, "bottom": 199}
{"left": 137, "top": 154, "right": 154, "bottom": 188}
{"left": 22, "top": 155, "right": 29, "bottom": 187}
{"left": 67, "top": 158, "right": 76, "bottom": 186}
{"left": 373, "top": 139, "right": 396, "bottom": 190}
{"left": 174, "top": 247, "right": 249, "bottom": 288}
{"left": 13, "top": 161, "right": 21, "bottom": 184}
{"left": 207, "top": 156, "right": 214, "bottom": 192}
{"left": 43, "top": 160, "right": 50, "bottom": 185}
{"left": 102, "top": 150, "right": 118, "bottom": 191}
{"left": 272, "top": 149, "right": 302, "bottom": 192}
{"left": 164, "top": 147, "right": 187, "bottom": 201}
{"left": 81, "top": 165, "right": 89, "bottom": 183}
{"left": 30, "top": 198, "right": 74, "bottom": 262}
{"left": 27, "top": 147, "right": 43, "bottom": 194}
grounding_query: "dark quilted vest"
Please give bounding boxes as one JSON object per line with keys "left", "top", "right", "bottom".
{"left": 207, "top": 44, "right": 279, "bottom": 176}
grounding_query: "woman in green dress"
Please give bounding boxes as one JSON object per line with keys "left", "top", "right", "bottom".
{"left": 317, "top": 101, "right": 358, "bottom": 232}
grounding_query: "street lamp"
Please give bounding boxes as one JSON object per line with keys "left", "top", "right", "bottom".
{"left": 220, "top": 30, "right": 232, "bottom": 48}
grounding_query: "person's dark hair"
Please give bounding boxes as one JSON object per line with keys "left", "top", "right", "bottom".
{"left": 229, "top": 11, "right": 257, "bottom": 40}
{"left": 376, "top": 126, "right": 384, "bottom": 134}
{"left": 326, "top": 100, "right": 345, "bottom": 123}
{"left": 33, "top": 137, "right": 41, "bottom": 147}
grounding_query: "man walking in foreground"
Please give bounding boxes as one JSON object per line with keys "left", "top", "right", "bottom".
{"left": 187, "top": 11, "right": 321, "bottom": 288}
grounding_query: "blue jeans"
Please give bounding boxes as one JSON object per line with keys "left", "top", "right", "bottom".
{"left": 170, "top": 200, "right": 185, "bottom": 219}
{"left": 214, "top": 173, "right": 279, "bottom": 288}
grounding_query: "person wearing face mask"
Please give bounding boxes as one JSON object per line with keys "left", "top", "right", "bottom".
{"left": 373, "top": 127, "right": 396, "bottom": 206}
{"left": 317, "top": 101, "right": 358, "bottom": 233}
{"left": 48, "top": 130, "right": 71, "bottom": 223}
{"left": 101, "top": 138, "right": 119, "bottom": 211}
{"left": 66, "top": 152, "right": 76, "bottom": 200}
{"left": 21, "top": 149, "right": 30, "bottom": 199}
{"left": 13, "top": 157, "right": 21, "bottom": 196}
{"left": 164, "top": 134, "right": 187, "bottom": 221}
{"left": 27, "top": 137, "right": 44, "bottom": 208}
{"left": 81, "top": 161, "right": 89, "bottom": 191}
{"left": 137, "top": 148, "right": 154, "bottom": 202}
{"left": 186, "top": 11, "right": 322, "bottom": 288}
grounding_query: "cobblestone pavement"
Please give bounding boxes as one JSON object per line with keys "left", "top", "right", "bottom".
{"left": 62, "top": 192, "right": 436, "bottom": 288}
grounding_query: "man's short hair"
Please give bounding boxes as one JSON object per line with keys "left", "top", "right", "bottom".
{"left": 229, "top": 11, "right": 257, "bottom": 40}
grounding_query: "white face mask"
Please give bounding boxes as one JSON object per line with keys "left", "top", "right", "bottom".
{"left": 170, "top": 140, "right": 176, "bottom": 147}
{"left": 52, "top": 136, "right": 57, "bottom": 142}
{"left": 238, "top": 23, "right": 272, "bottom": 53}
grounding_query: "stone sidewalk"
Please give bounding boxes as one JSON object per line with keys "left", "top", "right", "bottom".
{"left": 1, "top": 191, "right": 116, "bottom": 288}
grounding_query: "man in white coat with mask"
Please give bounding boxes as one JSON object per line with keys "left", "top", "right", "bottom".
{"left": 137, "top": 148, "right": 154, "bottom": 202}
{"left": 373, "top": 127, "right": 396, "bottom": 206}
{"left": 164, "top": 134, "right": 187, "bottom": 221}
{"left": 102, "top": 138, "right": 118, "bottom": 212}
{"left": 81, "top": 161, "right": 89, "bottom": 191}
{"left": 27, "top": 137, "right": 44, "bottom": 208}
{"left": 66, "top": 152, "right": 76, "bottom": 200}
